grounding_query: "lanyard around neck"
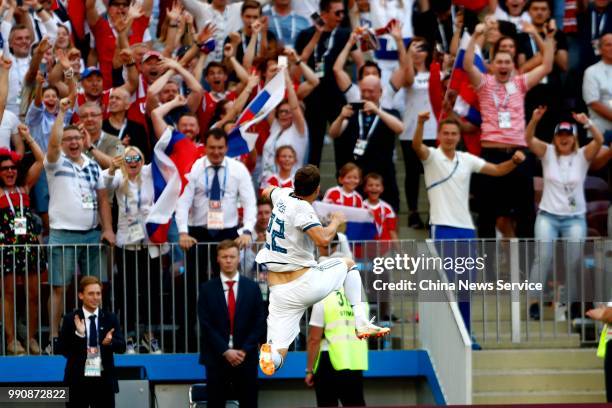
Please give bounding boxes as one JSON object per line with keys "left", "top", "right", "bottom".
{"left": 3, "top": 188, "right": 23, "bottom": 218}
{"left": 272, "top": 10, "right": 296, "bottom": 44}
{"left": 117, "top": 119, "right": 128, "bottom": 140}
{"left": 493, "top": 82, "right": 511, "bottom": 110}
{"left": 314, "top": 28, "right": 337, "bottom": 64}
{"left": 358, "top": 111, "right": 380, "bottom": 141}
{"left": 242, "top": 31, "right": 261, "bottom": 55}
{"left": 123, "top": 183, "right": 141, "bottom": 216}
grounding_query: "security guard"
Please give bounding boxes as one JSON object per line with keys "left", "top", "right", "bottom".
{"left": 305, "top": 288, "right": 368, "bottom": 407}
{"left": 587, "top": 306, "right": 612, "bottom": 402}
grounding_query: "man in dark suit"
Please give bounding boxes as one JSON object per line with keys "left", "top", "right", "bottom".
{"left": 198, "top": 239, "right": 267, "bottom": 408}
{"left": 56, "top": 276, "right": 126, "bottom": 408}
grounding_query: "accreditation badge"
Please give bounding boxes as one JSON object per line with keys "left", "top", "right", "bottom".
{"left": 315, "top": 62, "right": 325, "bottom": 78}
{"left": 353, "top": 139, "right": 368, "bottom": 158}
{"left": 207, "top": 201, "right": 224, "bottom": 230}
{"left": 84, "top": 347, "right": 102, "bottom": 377}
{"left": 13, "top": 217, "right": 27, "bottom": 235}
{"left": 498, "top": 111, "right": 512, "bottom": 129}
{"left": 81, "top": 193, "right": 95, "bottom": 209}
{"left": 127, "top": 220, "right": 145, "bottom": 243}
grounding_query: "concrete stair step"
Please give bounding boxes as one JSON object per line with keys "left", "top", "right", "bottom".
{"left": 471, "top": 319, "right": 581, "bottom": 335}
{"left": 473, "top": 333, "right": 581, "bottom": 343}
{"left": 473, "top": 390, "right": 606, "bottom": 404}
{"left": 473, "top": 349, "right": 603, "bottom": 370}
{"left": 473, "top": 333, "right": 584, "bottom": 346}
{"left": 470, "top": 302, "right": 557, "bottom": 321}
{"left": 473, "top": 368, "right": 604, "bottom": 393}
{"left": 473, "top": 337, "right": 581, "bottom": 349}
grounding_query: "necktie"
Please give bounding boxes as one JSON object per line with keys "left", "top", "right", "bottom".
{"left": 209, "top": 166, "right": 222, "bottom": 236}
{"left": 226, "top": 280, "right": 236, "bottom": 335}
{"left": 88, "top": 315, "right": 97, "bottom": 348}
{"left": 210, "top": 166, "right": 221, "bottom": 201}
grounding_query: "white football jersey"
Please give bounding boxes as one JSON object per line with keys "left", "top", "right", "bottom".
{"left": 255, "top": 188, "right": 322, "bottom": 272}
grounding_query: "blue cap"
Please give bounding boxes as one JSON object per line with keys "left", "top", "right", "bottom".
{"left": 81, "top": 66, "right": 102, "bottom": 80}
{"left": 554, "top": 122, "right": 577, "bottom": 136}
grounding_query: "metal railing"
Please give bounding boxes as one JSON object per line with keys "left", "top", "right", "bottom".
{"left": 418, "top": 241, "right": 472, "bottom": 405}
{"left": 0, "top": 240, "right": 419, "bottom": 356}
{"left": 0, "top": 238, "right": 609, "bottom": 356}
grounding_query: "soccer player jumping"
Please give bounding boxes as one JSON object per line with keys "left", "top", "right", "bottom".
{"left": 256, "top": 165, "right": 390, "bottom": 376}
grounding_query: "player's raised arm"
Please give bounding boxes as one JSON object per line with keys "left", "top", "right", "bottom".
{"left": 305, "top": 212, "right": 346, "bottom": 247}
{"left": 261, "top": 186, "right": 277, "bottom": 202}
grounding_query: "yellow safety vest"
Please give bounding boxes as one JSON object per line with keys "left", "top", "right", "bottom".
{"left": 597, "top": 324, "right": 611, "bottom": 359}
{"left": 314, "top": 290, "right": 368, "bottom": 373}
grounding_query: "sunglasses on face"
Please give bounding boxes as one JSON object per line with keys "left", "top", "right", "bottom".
{"left": 125, "top": 155, "right": 142, "bottom": 163}
{"left": 0, "top": 165, "right": 17, "bottom": 172}
{"left": 62, "top": 136, "right": 83, "bottom": 142}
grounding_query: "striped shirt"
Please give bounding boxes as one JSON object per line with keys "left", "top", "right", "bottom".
{"left": 261, "top": 174, "right": 294, "bottom": 190}
{"left": 323, "top": 186, "right": 364, "bottom": 208}
{"left": 477, "top": 74, "right": 529, "bottom": 147}
{"left": 45, "top": 153, "right": 104, "bottom": 230}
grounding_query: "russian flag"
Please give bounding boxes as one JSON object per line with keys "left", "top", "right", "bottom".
{"left": 145, "top": 128, "right": 199, "bottom": 251}
{"left": 227, "top": 71, "right": 286, "bottom": 157}
{"left": 312, "top": 202, "right": 377, "bottom": 241}
{"left": 449, "top": 32, "right": 486, "bottom": 126}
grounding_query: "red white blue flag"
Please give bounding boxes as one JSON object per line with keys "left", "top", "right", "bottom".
{"left": 227, "top": 71, "right": 286, "bottom": 157}
{"left": 312, "top": 202, "right": 377, "bottom": 241}
{"left": 146, "top": 128, "right": 199, "bottom": 250}
{"left": 449, "top": 32, "right": 487, "bottom": 126}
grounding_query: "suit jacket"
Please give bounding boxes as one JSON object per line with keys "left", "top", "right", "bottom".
{"left": 56, "top": 308, "right": 126, "bottom": 393}
{"left": 198, "top": 275, "right": 267, "bottom": 368}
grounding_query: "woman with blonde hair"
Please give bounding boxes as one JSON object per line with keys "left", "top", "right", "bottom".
{"left": 104, "top": 147, "right": 162, "bottom": 354}
{"left": 526, "top": 106, "right": 603, "bottom": 319}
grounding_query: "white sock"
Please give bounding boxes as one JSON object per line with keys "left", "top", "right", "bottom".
{"left": 345, "top": 267, "right": 369, "bottom": 327}
{"left": 271, "top": 346, "right": 283, "bottom": 369}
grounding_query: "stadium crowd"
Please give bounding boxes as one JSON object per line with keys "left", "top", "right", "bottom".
{"left": 0, "top": 0, "right": 610, "bottom": 358}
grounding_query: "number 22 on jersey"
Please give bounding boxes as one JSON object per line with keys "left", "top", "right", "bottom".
{"left": 265, "top": 213, "right": 287, "bottom": 254}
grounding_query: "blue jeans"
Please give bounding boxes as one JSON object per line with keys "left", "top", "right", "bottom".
{"left": 431, "top": 225, "right": 477, "bottom": 334}
{"left": 529, "top": 210, "right": 587, "bottom": 300}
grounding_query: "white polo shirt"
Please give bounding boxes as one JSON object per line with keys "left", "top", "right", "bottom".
{"left": 422, "top": 147, "right": 485, "bottom": 230}
{"left": 45, "top": 153, "right": 104, "bottom": 231}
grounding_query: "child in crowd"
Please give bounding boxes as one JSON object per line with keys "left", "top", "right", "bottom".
{"left": 362, "top": 172, "right": 397, "bottom": 322}
{"left": 260, "top": 145, "right": 296, "bottom": 194}
{"left": 323, "top": 162, "right": 364, "bottom": 208}
{"left": 363, "top": 172, "right": 398, "bottom": 241}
